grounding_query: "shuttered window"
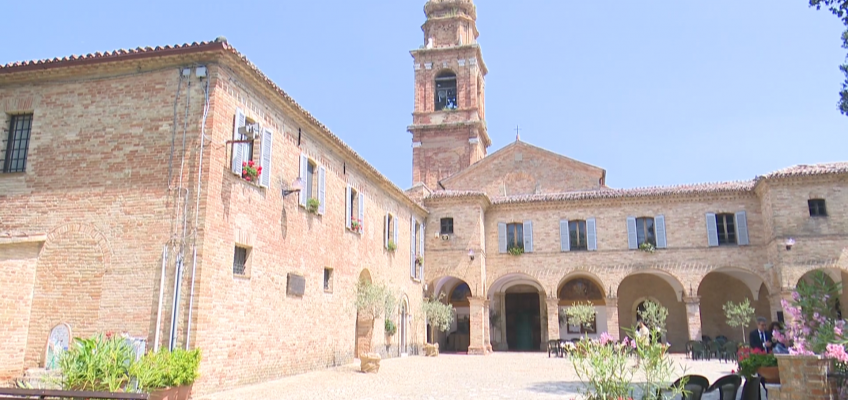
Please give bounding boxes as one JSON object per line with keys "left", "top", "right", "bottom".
{"left": 569, "top": 220, "right": 588, "bottom": 251}
{"left": 635, "top": 217, "right": 656, "bottom": 247}
{"left": 259, "top": 127, "right": 273, "bottom": 188}
{"left": 299, "top": 154, "right": 325, "bottom": 215}
{"left": 716, "top": 213, "right": 736, "bottom": 245}
{"left": 506, "top": 223, "right": 524, "bottom": 251}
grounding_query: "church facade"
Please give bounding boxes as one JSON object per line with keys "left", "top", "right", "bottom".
{"left": 0, "top": 0, "right": 846, "bottom": 395}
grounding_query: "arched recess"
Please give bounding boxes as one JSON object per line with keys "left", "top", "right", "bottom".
{"left": 355, "top": 269, "right": 373, "bottom": 359}
{"left": 558, "top": 275, "right": 606, "bottom": 340}
{"left": 398, "top": 294, "right": 410, "bottom": 355}
{"left": 488, "top": 273, "right": 546, "bottom": 352}
{"left": 25, "top": 224, "right": 109, "bottom": 368}
{"left": 435, "top": 70, "right": 458, "bottom": 110}
{"left": 697, "top": 268, "right": 772, "bottom": 342}
{"left": 797, "top": 269, "right": 848, "bottom": 320}
{"left": 617, "top": 270, "right": 688, "bottom": 352}
{"left": 430, "top": 276, "right": 470, "bottom": 352}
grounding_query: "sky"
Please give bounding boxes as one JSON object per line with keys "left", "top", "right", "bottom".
{"left": 2, "top": 1, "right": 846, "bottom": 189}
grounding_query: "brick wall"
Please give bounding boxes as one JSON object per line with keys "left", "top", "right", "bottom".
{"left": 0, "top": 240, "right": 41, "bottom": 381}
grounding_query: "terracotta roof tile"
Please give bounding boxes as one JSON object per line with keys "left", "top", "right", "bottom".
{"left": 0, "top": 41, "right": 218, "bottom": 71}
{"left": 425, "top": 190, "right": 489, "bottom": 200}
{"left": 757, "top": 162, "right": 848, "bottom": 180}
{"left": 490, "top": 181, "right": 756, "bottom": 204}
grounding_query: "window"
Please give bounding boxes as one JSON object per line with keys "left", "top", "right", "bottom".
{"left": 385, "top": 213, "right": 398, "bottom": 249}
{"left": 349, "top": 188, "right": 358, "bottom": 222}
{"left": 3, "top": 114, "right": 33, "bottom": 173}
{"left": 299, "top": 154, "right": 325, "bottom": 214}
{"left": 435, "top": 71, "right": 457, "bottom": 110}
{"left": 635, "top": 217, "right": 656, "bottom": 246}
{"left": 569, "top": 220, "right": 588, "bottom": 251}
{"left": 440, "top": 217, "right": 454, "bottom": 235}
{"left": 506, "top": 223, "right": 524, "bottom": 251}
{"left": 242, "top": 117, "right": 256, "bottom": 162}
{"left": 715, "top": 213, "right": 736, "bottom": 245}
{"left": 305, "top": 160, "right": 316, "bottom": 200}
{"left": 346, "top": 185, "right": 364, "bottom": 233}
{"left": 323, "top": 268, "right": 333, "bottom": 292}
{"left": 414, "top": 221, "right": 421, "bottom": 255}
{"left": 809, "top": 199, "right": 827, "bottom": 217}
{"left": 233, "top": 246, "right": 249, "bottom": 276}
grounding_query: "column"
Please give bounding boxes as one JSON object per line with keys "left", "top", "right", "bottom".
{"left": 467, "top": 296, "right": 491, "bottom": 355}
{"left": 772, "top": 290, "right": 796, "bottom": 326}
{"left": 605, "top": 297, "right": 620, "bottom": 340}
{"left": 683, "top": 296, "right": 702, "bottom": 341}
{"left": 483, "top": 299, "right": 493, "bottom": 353}
{"left": 545, "top": 297, "right": 561, "bottom": 343}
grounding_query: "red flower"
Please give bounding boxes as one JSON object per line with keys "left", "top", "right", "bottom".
{"left": 248, "top": 160, "right": 255, "bottom": 167}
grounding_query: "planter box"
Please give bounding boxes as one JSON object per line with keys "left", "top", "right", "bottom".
{"left": 149, "top": 385, "right": 192, "bottom": 400}
{"left": 775, "top": 354, "right": 838, "bottom": 400}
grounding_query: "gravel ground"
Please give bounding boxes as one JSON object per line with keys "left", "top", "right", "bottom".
{"left": 195, "top": 353, "right": 738, "bottom": 400}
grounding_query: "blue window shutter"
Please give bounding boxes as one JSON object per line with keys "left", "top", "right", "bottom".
{"left": 587, "top": 218, "right": 597, "bottom": 251}
{"left": 419, "top": 222, "right": 425, "bottom": 279}
{"left": 231, "top": 108, "right": 246, "bottom": 175}
{"left": 358, "top": 192, "right": 365, "bottom": 234}
{"left": 345, "top": 186, "right": 352, "bottom": 229}
{"left": 393, "top": 217, "right": 399, "bottom": 248}
{"left": 410, "top": 217, "right": 416, "bottom": 278}
{"left": 384, "top": 213, "right": 389, "bottom": 249}
{"left": 317, "top": 166, "right": 326, "bottom": 215}
{"left": 626, "top": 217, "right": 637, "bottom": 250}
{"left": 736, "top": 211, "right": 749, "bottom": 245}
{"left": 259, "top": 127, "right": 272, "bottom": 188}
{"left": 498, "top": 222, "right": 507, "bottom": 253}
{"left": 655, "top": 215, "right": 667, "bottom": 249}
{"left": 560, "top": 220, "right": 570, "bottom": 252}
{"left": 523, "top": 220, "right": 533, "bottom": 253}
{"left": 298, "top": 154, "right": 307, "bottom": 207}
{"left": 706, "top": 213, "right": 718, "bottom": 247}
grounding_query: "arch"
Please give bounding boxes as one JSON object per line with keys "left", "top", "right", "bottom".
{"left": 617, "top": 271, "right": 688, "bottom": 352}
{"left": 557, "top": 271, "right": 608, "bottom": 300}
{"left": 429, "top": 275, "right": 471, "bottom": 352}
{"left": 489, "top": 272, "right": 547, "bottom": 297}
{"left": 358, "top": 269, "right": 372, "bottom": 284}
{"left": 697, "top": 268, "right": 772, "bottom": 341}
{"left": 558, "top": 277, "right": 606, "bottom": 306}
{"left": 488, "top": 273, "right": 545, "bottom": 351}
{"left": 432, "top": 275, "right": 469, "bottom": 300}
{"left": 621, "top": 269, "right": 685, "bottom": 301}
{"left": 398, "top": 294, "right": 410, "bottom": 355}
{"left": 699, "top": 267, "right": 769, "bottom": 301}
{"left": 797, "top": 269, "right": 847, "bottom": 320}
{"left": 355, "top": 268, "right": 374, "bottom": 358}
{"left": 435, "top": 70, "right": 458, "bottom": 111}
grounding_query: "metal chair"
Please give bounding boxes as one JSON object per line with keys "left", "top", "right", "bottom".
{"left": 685, "top": 340, "right": 697, "bottom": 359}
{"left": 706, "top": 374, "right": 742, "bottom": 400}
{"left": 547, "top": 340, "right": 561, "bottom": 358}
{"left": 740, "top": 377, "right": 763, "bottom": 400}
{"left": 705, "top": 340, "right": 720, "bottom": 360}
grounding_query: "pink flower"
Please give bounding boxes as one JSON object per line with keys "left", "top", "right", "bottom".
{"left": 836, "top": 326, "right": 843, "bottom": 337}
{"left": 599, "top": 332, "right": 614, "bottom": 345}
{"left": 772, "top": 330, "right": 786, "bottom": 343}
{"left": 792, "top": 291, "right": 800, "bottom": 301}
{"left": 826, "top": 344, "right": 848, "bottom": 363}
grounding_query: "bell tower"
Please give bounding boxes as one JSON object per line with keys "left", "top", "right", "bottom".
{"left": 409, "top": 0, "right": 490, "bottom": 189}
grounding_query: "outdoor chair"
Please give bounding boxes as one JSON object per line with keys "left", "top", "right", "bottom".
{"left": 719, "top": 341, "right": 738, "bottom": 363}
{"left": 705, "top": 341, "right": 720, "bottom": 360}
{"left": 685, "top": 340, "right": 697, "bottom": 359}
{"left": 660, "top": 374, "right": 710, "bottom": 400}
{"left": 740, "top": 377, "right": 763, "bottom": 400}
{"left": 690, "top": 341, "right": 707, "bottom": 360}
{"left": 715, "top": 335, "right": 728, "bottom": 344}
{"left": 702, "top": 335, "right": 712, "bottom": 343}
{"left": 547, "top": 340, "right": 567, "bottom": 358}
{"left": 705, "top": 374, "right": 742, "bottom": 400}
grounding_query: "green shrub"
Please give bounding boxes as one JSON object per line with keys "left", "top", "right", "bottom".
{"left": 306, "top": 198, "right": 320, "bottom": 213}
{"left": 59, "top": 333, "right": 135, "bottom": 392}
{"left": 130, "top": 348, "right": 202, "bottom": 391}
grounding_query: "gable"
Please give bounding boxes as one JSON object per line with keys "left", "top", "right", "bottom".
{"left": 440, "top": 140, "right": 605, "bottom": 196}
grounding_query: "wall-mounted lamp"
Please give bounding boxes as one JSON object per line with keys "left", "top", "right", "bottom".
{"left": 468, "top": 249, "right": 475, "bottom": 261}
{"left": 785, "top": 238, "right": 796, "bottom": 251}
{"left": 282, "top": 177, "right": 304, "bottom": 197}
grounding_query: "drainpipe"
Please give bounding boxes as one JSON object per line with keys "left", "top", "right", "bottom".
{"left": 169, "top": 255, "right": 183, "bottom": 351}
{"left": 154, "top": 245, "right": 168, "bottom": 352}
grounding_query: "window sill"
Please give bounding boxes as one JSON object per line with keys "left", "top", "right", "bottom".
{"left": 347, "top": 228, "right": 363, "bottom": 235}
{"left": 231, "top": 172, "right": 266, "bottom": 189}
{"left": 233, "top": 273, "right": 251, "bottom": 280}
{"left": 324, "top": 289, "right": 333, "bottom": 294}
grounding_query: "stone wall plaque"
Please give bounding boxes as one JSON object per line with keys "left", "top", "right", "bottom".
{"left": 45, "top": 323, "right": 71, "bottom": 370}
{"left": 287, "top": 273, "right": 305, "bottom": 297}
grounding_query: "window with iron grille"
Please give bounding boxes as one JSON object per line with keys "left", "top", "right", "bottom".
{"left": 569, "top": 220, "right": 588, "bottom": 251}
{"left": 809, "top": 199, "right": 827, "bottom": 217}
{"left": 3, "top": 114, "right": 33, "bottom": 173}
{"left": 440, "top": 217, "right": 454, "bottom": 235}
{"left": 233, "top": 246, "right": 249, "bottom": 276}
{"left": 715, "top": 213, "right": 737, "bottom": 245}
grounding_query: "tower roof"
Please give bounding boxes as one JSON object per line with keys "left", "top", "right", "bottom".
{"left": 424, "top": 0, "right": 476, "bottom": 20}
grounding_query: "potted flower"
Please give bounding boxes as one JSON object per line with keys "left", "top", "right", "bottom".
{"left": 638, "top": 242, "right": 656, "bottom": 253}
{"left": 387, "top": 240, "right": 397, "bottom": 252}
{"left": 241, "top": 160, "right": 262, "bottom": 183}
{"left": 133, "top": 348, "right": 202, "bottom": 400}
{"left": 508, "top": 246, "right": 524, "bottom": 256}
{"left": 350, "top": 218, "right": 362, "bottom": 233}
{"left": 415, "top": 255, "right": 423, "bottom": 265}
{"left": 306, "top": 198, "right": 320, "bottom": 214}
{"left": 737, "top": 346, "right": 779, "bottom": 383}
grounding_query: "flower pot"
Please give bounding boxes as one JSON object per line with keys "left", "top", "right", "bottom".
{"left": 757, "top": 366, "right": 780, "bottom": 384}
{"left": 149, "top": 385, "right": 192, "bottom": 400}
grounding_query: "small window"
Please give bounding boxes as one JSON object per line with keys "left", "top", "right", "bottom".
{"left": 435, "top": 71, "right": 457, "bottom": 110}
{"left": 349, "top": 188, "right": 359, "bottom": 222}
{"left": 569, "top": 220, "right": 588, "bottom": 251}
{"left": 440, "top": 218, "right": 454, "bottom": 235}
{"left": 3, "top": 114, "right": 33, "bottom": 173}
{"left": 323, "top": 268, "right": 333, "bottom": 292}
{"left": 715, "top": 213, "right": 737, "bottom": 245}
{"left": 506, "top": 223, "right": 524, "bottom": 251}
{"left": 414, "top": 221, "right": 421, "bottom": 255}
{"left": 809, "top": 199, "right": 827, "bottom": 217}
{"left": 635, "top": 217, "right": 656, "bottom": 247}
{"left": 305, "top": 160, "right": 317, "bottom": 200}
{"left": 386, "top": 214, "right": 394, "bottom": 242}
{"left": 233, "top": 246, "right": 250, "bottom": 276}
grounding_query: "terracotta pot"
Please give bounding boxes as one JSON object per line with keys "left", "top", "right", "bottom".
{"left": 149, "top": 385, "right": 192, "bottom": 400}
{"left": 757, "top": 366, "right": 780, "bottom": 384}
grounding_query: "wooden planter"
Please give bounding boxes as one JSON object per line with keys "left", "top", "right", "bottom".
{"left": 757, "top": 366, "right": 780, "bottom": 384}
{"left": 149, "top": 385, "right": 192, "bottom": 400}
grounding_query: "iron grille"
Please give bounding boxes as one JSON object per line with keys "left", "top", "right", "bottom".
{"left": 233, "top": 247, "right": 247, "bottom": 275}
{"left": 3, "top": 114, "right": 33, "bottom": 173}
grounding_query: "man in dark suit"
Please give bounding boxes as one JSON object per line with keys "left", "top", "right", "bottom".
{"left": 749, "top": 316, "right": 773, "bottom": 353}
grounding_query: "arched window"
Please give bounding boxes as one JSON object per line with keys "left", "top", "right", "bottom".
{"left": 435, "top": 71, "right": 457, "bottom": 110}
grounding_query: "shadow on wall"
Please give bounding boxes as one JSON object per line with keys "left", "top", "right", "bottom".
{"left": 525, "top": 381, "right": 583, "bottom": 395}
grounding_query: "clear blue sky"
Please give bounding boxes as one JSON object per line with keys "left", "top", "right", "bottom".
{"left": 3, "top": 1, "right": 846, "bottom": 189}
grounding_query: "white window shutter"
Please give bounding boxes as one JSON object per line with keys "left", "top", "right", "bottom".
{"left": 735, "top": 211, "right": 749, "bottom": 246}
{"left": 358, "top": 192, "right": 365, "bottom": 234}
{"left": 259, "top": 127, "right": 272, "bottom": 188}
{"left": 560, "top": 220, "right": 570, "bottom": 252}
{"left": 231, "top": 108, "right": 246, "bottom": 174}
{"left": 523, "top": 220, "right": 533, "bottom": 253}
{"left": 587, "top": 218, "right": 597, "bottom": 251}
{"left": 419, "top": 222, "right": 425, "bottom": 279}
{"left": 345, "top": 186, "right": 352, "bottom": 229}
{"left": 626, "top": 216, "right": 637, "bottom": 250}
{"left": 655, "top": 215, "right": 667, "bottom": 249}
{"left": 298, "top": 154, "right": 307, "bottom": 207}
{"left": 393, "top": 217, "right": 399, "bottom": 248}
{"left": 384, "top": 213, "right": 390, "bottom": 249}
{"left": 317, "top": 166, "right": 326, "bottom": 215}
{"left": 498, "top": 222, "right": 507, "bottom": 253}
{"left": 706, "top": 213, "right": 719, "bottom": 247}
{"left": 410, "top": 217, "right": 416, "bottom": 278}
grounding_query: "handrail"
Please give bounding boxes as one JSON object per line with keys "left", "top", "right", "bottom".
{"left": 0, "top": 388, "right": 149, "bottom": 399}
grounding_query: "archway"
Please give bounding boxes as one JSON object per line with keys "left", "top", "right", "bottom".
{"left": 558, "top": 276, "right": 606, "bottom": 340}
{"left": 488, "top": 273, "right": 545, "bottom": 352}
{"left": 430, "top": 276, "right": 470, "bottom": 352}
{"left": 399, "top": 295, "right": 409, "bottom": 355}
{"left": 354, "top": 270, "right": 373, "bottom": 359}
{"left": 797, "top": 269, "right": 846, "bottom": 320}
{"left": 697, "top": 268, "right": 772, "bottom": 343}
{"left": 617, "top": 271, "right": 688, "bottom": 352}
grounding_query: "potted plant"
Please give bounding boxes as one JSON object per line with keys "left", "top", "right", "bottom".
{"left": 306, "top": 198, "right": 320, "bottom": 214}
{"left": 241, "top": 160, "right": 262, "bottom": 183}
{"left": 387, "top": 240, "right": 397, "bottom": 252}
{"left": 385, "top": 319, "right": 397, "bottom": 338}
{"left": 737, "top": 346, "right": 779, "bottom": 383}
{"left": 133, "top": 348, "right": 202, "bottom": 400}
{"left": 638, "top": 242, "right": 656, "bottom": 253}
{"left": 350, "top": 218, "right": 362, "bottom": 233}
{"left": 58, "top": 332, "right": 135, "bottom": 392}
{"left": 415, "top": 255, "right": 423, "bottom": 265}
{"left": 508, "top": 246, "right": 524, "bottom": 256}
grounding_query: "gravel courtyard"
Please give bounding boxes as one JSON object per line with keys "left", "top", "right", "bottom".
{"left": 196, "top": 353, "right": 738, "bottom": 400}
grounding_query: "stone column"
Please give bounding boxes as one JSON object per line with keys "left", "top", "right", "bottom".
{"left": 683, "top": 296, "right": 702, "bottom": 341}
{"left": 545, "top": 297, "right": 561, "bottom": 343}
{"left": 483, "top": 299, "right": 493, "bottom": 353}
{"left": 606, "top": 297, "right": 620, "bottom": 340}
{"left": 467, "top": 296, "right": 491, "bottom": 355}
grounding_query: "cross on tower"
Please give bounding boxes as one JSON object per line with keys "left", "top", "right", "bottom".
{"left": 515, "top": 125, "right": 521, "bottom": 142}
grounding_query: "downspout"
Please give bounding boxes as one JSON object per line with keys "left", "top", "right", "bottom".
{"left": 154, "top": 245, "right": 168, "bottom": 352}
{"left": 186, "top": 75, "right": 210, "bottom": 349}
{"left": 169, "top": 71, "right": 192, "bottom": 351}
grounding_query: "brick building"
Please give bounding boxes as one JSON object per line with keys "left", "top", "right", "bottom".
{"left": 0, "top": 0, "right": 846, "bottom": 396}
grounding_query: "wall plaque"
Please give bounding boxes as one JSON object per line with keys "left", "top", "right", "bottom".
{"left": 287, "top": 273, "right": 306, "bottom": 297}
